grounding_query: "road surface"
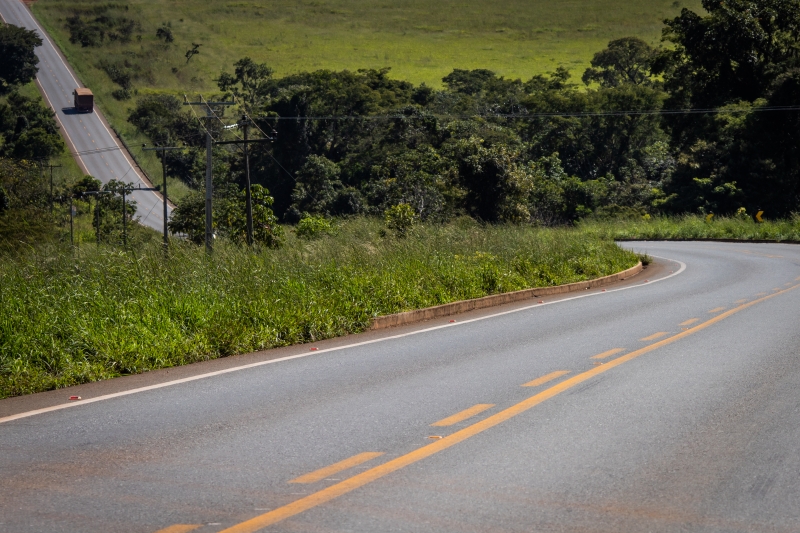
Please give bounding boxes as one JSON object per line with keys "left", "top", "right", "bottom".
{"left": 1, "top": 241, "right": 799, "bottom": 533}
{"left": 0, "top": 0, "right": 170, "bottom": 231}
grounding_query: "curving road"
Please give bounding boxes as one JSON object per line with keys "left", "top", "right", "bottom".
{"left": 0, "top": 0, "right": 170, "bottom": 231}
{"left": 1, "top": 242, "right": 800, "bottom": 533}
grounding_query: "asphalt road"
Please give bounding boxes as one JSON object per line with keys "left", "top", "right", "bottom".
{"left": 0, "top": 0, "right": 170, "bottom": 232}
{"left": 1, "top": 241, "right": 800, "bottom": 533}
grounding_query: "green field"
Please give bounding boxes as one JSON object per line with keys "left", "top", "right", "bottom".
{"left": 33, "top": 0, "right": 701, "bottom": 88}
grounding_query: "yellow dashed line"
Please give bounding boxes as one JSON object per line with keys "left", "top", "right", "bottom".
{"left": 289, "top": 452, "right": 384, "bottom": 484}
{"left": 431, "top": 404, "right": 495, "bottom": 427}
{"left": 522, "top": 370, "right": 570, "bottom": 388}
{"left": 590, "top": 348, "right": 625, "bottom": 360}
{"left": 640, "top": 332, "right": 669, "bottom": 341}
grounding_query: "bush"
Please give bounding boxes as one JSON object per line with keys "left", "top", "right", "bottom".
{"left": 295, "top": 214, "right": 335, "bottom": 239}
{"left": 111, "top": 88, "right": 132, "bottom": 100}
{"left": 384, "top": 203, "right": 417, "bottom": 237}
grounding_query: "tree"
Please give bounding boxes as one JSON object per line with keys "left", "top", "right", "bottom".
{"left": 127, "top": 94, "right": 198, "bottom": 146}
{"left": 71, "top": 175, "right": 102, "bottom": 196}
{"left": 185, "top": 43, "right": 201, "bottom": 63}
{"left": 657, "top": 0, "right": 800, "bottom": 109}
{"left": 582, "top": 37, "right": 659, "bottom": 88}
{"left": 0, "top": 158, "right": 55, "bottom": 250}
{"left": 289, "top": 155, "right": 344, "bottom": 216}
{"left": 169, "top": 185, "right": 283, "bottom": 247}
{"left": 156, "top": 25, "right": 174, "bottom": 43}
{"left": 217, "top": 57, "right": 274, "bottom": 112}
{"left": 0, "top": 185, "right": 8, "bottom": 213}
{"left": 0, "top": 93, "right": 64, "bottom": 160}
{"left": 0, "top": 24, "right": 42, "bottom": 94}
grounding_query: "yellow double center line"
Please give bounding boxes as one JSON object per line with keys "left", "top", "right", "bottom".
{"left": 219, "top": 283, "right": 800, "bottom": 533}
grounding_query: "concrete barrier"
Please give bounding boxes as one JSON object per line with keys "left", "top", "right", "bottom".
{"left": 370, "top": 261, "right": 643, "bottom": 330}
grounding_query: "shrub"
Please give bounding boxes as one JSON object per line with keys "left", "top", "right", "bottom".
{"left": 295, "top": 214, "right": 335, "bottom": 239}
{"left": 384, "top": 203, "right": 417, "bottom": 237}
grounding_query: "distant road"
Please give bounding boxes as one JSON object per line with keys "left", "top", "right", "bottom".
{"left": 0, "top": 0, "right": 169, "bottom": 231}
{"left": 2, "top": 242, "right": 800, "bottom": 533}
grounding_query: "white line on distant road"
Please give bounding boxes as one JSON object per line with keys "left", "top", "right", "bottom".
{"left": 0, "top": 256, "right": 686, "bottom": 425}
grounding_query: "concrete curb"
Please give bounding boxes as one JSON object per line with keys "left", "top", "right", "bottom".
{"left": 370, "top": 261, "right": 644, "bottom": 330}
{"left": 617, "top": 238, "right": 800, "bottom": 244}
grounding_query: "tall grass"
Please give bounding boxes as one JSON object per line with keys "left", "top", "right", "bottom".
{"left": 579, "top": 214, "right": 800, "bottom": 242}
{"left": 0, "top": 218, "right": 638, "bottom": 398}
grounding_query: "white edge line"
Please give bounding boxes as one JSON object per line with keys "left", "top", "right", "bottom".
{"left": 0, "top": 256, "right": 686, "bottom": 425}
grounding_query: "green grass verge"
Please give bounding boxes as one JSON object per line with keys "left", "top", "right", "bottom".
{"left": 579, "top": 215, "right": 800, "bottom": 242}
{"left": 0, "top": 218, "right": 638, "bottom": 398}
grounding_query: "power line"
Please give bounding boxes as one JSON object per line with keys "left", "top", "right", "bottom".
{"left": 245, "top": 104, "right": 800, "bottom": 121}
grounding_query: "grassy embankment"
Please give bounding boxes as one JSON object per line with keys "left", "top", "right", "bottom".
{"left": 580, "top": 214, "right": 800, "bottom": 242}
{"left": 0, "top": 218, "right": 639, "bottom": 398}
{"left": 29, "top": 0, "right": 701, "bottom": 200}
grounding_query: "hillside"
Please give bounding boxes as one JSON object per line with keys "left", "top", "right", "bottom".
{"left": 30, "top": 0, "right": 702, "bottom": 95}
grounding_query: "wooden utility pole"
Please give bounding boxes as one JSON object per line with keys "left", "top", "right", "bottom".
{"left": 215, "top": 116, "right": 275, "bottom": 246}
{"left": 69, "top": 196, "right": 74, "bottom": 246}
{"left": 183, "top": 97, "right": 234, "bottom": 253}
{"left": 143, "top": 142, "right": 182, "bottom": 251}
{"left": 42, "top": 163, "right": 62, "bottom": 213}
{"left": 122, "top": 186, "right": 127, "bottom": 247}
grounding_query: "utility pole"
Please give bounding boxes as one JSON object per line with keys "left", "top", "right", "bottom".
{"left": 121, "top": 185, "right": 132, "bottom": 247}
{"left": 69, "top": 196, "right": 74, "bottom": 247}
{"left": 95, "top": 194, "right": 100, "bottom": 245}
{"left": 143, "top": 142, "right": 182, "bottom": 251}
{"left": 42, "top": 163, "right": 62, "bottom": 213}
{"left": 243, "top": 118, "right": 252, "bottom": 245}
{"left": 184, "top": 97, "right": 234, "bottom": 253}
{"left": 215, "top": 116, "right": 275, "bottom": 246}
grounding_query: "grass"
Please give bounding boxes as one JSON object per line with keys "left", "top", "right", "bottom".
{"left": 28, "top": 0, "right": 702, "bottom": 181}
{"left": 0, "top": 218, "right": 639, "bottom": 398}
{"left": 579, "top": 214, "right": 800, "bottom": 242}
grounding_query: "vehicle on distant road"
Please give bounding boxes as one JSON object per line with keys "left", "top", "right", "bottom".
{"left": 73, "top": 88, "right": 93, "bottom": 112}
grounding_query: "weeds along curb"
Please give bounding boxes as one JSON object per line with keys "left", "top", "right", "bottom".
{"left": 370, "top": 262, "right": 643, "bottom": 330}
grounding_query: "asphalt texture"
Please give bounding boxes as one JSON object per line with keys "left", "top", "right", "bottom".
{"left": 0, "top": 0, "right": 170, "bottom": 232}
{"left": 1, "top": 241, "right": 800, "bottom": 533}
